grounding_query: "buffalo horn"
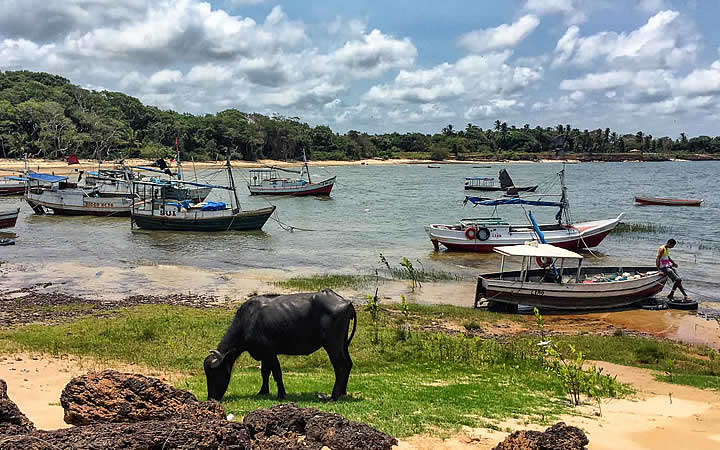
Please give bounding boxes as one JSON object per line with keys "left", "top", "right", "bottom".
{"left": 208, "top": 349, "right": 225, "bottom": 368}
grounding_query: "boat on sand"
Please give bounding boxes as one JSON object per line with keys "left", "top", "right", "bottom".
{"left": 634, "top": 196, "right": 703, "bottom": 206}
{"left": 474, "top": 243, "right": 667, "bottom": 312}
{"left": 0, "top": 208, "right": 19, "bottom": 229}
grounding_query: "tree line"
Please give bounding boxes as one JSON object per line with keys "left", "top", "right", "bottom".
{"left": 1, "top": 70, "right": 719, "bottom": 162}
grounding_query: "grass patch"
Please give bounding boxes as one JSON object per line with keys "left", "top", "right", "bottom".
{"left": 273, "top": 274, "right": 375, "bottom": 291}
{"left": 612, "top": 222, "right": 671, "bottom": 234}
{"left": 2, "top": 303, "right": 717, "bottom": 435}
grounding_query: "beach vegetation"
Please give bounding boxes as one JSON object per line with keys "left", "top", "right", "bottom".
{"left": 612, "top": 222, "right": 671, "bottom": 234}
{"left": 273, "top": 273, "right": 374, "bottom": 291}
{"left": 378, "top": 253, "right": 464, "bottom": 283}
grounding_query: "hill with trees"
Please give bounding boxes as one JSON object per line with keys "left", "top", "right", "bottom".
{"left": 1, "top": 70, "right": 719, "bottom": 162}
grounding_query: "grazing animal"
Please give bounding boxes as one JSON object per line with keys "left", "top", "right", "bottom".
{"left": 204, "top": 289, "right": 356, "bottom": 401}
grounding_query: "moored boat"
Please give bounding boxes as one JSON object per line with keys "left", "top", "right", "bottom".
{"left": 474, "top": 243, "right": 667, "bottom": 311}
{"left": 634, "top": 196, "right": 703, "bottom": 206}
{"left": 0, "top": 207, "right": 20, "bottom": 229}
{"left": 428, "top": 168, "right": 622, "bottom": 252}
{"left": 248, "top": 150, "right": 335, "bottom": 196}
{"left": 464, "top": 169, "right": 537, "bottom": 193}
{"left": 0, "top": 176, "right": 27, "bottom": 196}
{"left": 25, "top": 173, "right": 134, "bottom": 216}
{"left": 132, "top": 153, "right": 276, "bottom": 232}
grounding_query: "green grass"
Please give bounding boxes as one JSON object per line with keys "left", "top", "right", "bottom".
{"left": 612, "top": 222, "right": 671, "bottom": 234}
{"left": 273, "top": 274, "right": 375, "bottom": 291}
{"left": 1, "top": 304, "right": 717, "bottom": 435}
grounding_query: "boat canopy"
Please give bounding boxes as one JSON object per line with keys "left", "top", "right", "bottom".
{"left": 465, "top": 177, "right": 494, "bottom": 181}
{"left": 27, "top": 173, "right": 68, "bottom": 183}
{"left": 6, "top": 176, "right": 28, "bottom": 181}
{"left": 494, "top": 243, "right": 583, "bottom": 260}
{"left": 466, "top": 197, "right": 563, "bottom": 207}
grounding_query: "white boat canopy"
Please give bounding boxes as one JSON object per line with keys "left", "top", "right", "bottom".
{"left": 493, "top": 243, "right": 583, "bottom": 260}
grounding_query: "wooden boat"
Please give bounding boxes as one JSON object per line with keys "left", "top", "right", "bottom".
{"left": 0, "top": 208, "right": 20, "bottom": 229}
{"left": 428, "top": 169, "right": 622, "bottom": 252}
{"left": 634, "top": 196, "right": 703, "bottom": 206}
{"left": 132, "top": 153, "right": 275, "bottom": 232}
{"left": 25, "top": 173, "right": 135, "bottom": 216}
{"left": 0, "top": 176, "right": 26, "bottom": 196}
{"left": 474, "top": 243, "right": 667, "bottom": 311}
{"left": 248, "top": 150, "right": 335, "bottom": 196}
{"left": 464, "top": 169, "right": 537, "bottom": 192}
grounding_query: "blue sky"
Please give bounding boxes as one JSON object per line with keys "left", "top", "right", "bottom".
{"left": 2, "top": 0, "right": 720, "bottom": 138}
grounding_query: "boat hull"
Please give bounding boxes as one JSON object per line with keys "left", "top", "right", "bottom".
{"left": 132, "top": 206, "right": 276, "bottom": 231}
{"left": 634, "top": 196, "right": 703, "bottom": 206}
{"left": 476, "top": 266, "right": 667, "bottom": 311}
{"left": 25, "top": 191, "right": 133, "bottom": 217}
{"left": 426, "top": 215, "right": 622, "bottom": 252}
{"left": 464, "top": 185, "right": 537, "bottom": 192}
{"left": 0, "top": 185, "right": 25, "bottom": 196}
{"left": 0, "top": 208, "right": 19, "bottom": 229}
{"left": 248, "top": 177, "right": 335, "bottom": 196}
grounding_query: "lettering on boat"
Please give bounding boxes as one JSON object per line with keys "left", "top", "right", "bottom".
{"left": 159, "top": 209, "right": 177, "bottom": 217}
{"left": 83, "top": 201, "right": 116, "bottom": 208}
{"left": 530, "top": 289, "right": 545, "bottom": 296}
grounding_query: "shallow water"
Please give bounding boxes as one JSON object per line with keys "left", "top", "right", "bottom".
{"left": 1, "top": 161, "right": 718, "bottom": 308}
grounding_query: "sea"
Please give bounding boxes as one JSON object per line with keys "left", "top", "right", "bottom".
{"left": 1, "top": 161, "right": 718, "bottom": 309}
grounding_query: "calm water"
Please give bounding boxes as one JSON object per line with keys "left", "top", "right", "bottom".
{"left": 1, "top": 161, "right": 719, "bottom": 302}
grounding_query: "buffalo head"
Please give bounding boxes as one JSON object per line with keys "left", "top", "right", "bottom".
{"left": 204, "top": 349, "right": 233, "bottom": 401}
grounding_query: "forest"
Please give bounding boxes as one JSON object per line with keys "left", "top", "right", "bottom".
{"left": 1, "top": 70, "right": 719, "bottom": 162}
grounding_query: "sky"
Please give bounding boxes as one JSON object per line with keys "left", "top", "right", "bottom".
{"left": 2, "top": 0, "right": 720, "bottom": 137}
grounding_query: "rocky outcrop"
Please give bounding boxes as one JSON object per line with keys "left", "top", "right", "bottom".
{"left": 493, "top": 422, "right": 589, "bottom": 450}
{"left": 61, "top": 370, "right": 225, "bottom": 425}
{"left": 244, "top": 403, "right": 397, "bottom": 450}
{"left": 0, "top": 379, "right": 35, "bottom": 436}
{"left": 1, "top": 373, "right": 397, "bottom": 450}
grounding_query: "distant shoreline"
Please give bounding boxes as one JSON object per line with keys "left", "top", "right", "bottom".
{"left": 0, "top": 154, "right": 717, "bottom": 176}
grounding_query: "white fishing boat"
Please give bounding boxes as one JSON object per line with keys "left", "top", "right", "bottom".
{"left": 25, "top": 173, "right": 135, "bottom": 216}
{"left": 248, "top": 150, "right": 335, "bottom": 196}
{"left": 474, "top": 243, "right": 667, "bottom": 312}
{"left": 427, "top": 168, "right": 622, "bottom": 252}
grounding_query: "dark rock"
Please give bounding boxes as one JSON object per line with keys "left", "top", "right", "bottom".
{"left": 494, "top": 422, "right": 589, "bottom": 450}
{"left": 244, "top": 403, "right": 397, "bottom": 450}
{"left": 1, "top": 419, "right": 251, "bottom": 450}
{"left": 60, "top": 370, "right": 226, "bottom": 425}
{"left": 0, "top": 379, "right": 35, "bottom": 435}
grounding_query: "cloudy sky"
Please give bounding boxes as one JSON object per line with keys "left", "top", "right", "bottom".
{"left": 2, "top": 0, "right": 720, "bottom": 137}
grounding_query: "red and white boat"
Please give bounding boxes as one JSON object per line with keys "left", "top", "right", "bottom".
{"left": 248, "top": 150, "right": 335, "bottom": 196}
{"left": 634, "top": 196, "right": 703, "bottom": 206}
{"left": 0, "top": 207, "right": 20, "bottom": 229}
{"left": 427, "top": 168, "right": 622, "bottom": 252}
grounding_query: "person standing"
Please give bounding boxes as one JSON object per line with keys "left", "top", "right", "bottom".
{"left": 656, "top": 239, "right": 689, "bottom": 301}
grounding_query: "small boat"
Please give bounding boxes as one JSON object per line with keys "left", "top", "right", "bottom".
{"left": 0, "top": 208, "right": 20, "bottom": 229}
{"left": 634, "top": 196, "right": 703, "bottom": 206}
{"left": 25, "top": 173, "right": 135, "bottom": 216}
{"left": 427, "top": 164, "right": 441, "bottom": 168}
{"left": 0, "top": 176, "right": 27, "bottom": 196}
{"left": 248, "top": 150, "right": 335, "bottom": 196}
{"left": 464, "top": 169, "right": 537, "bottom": 192}
{"left": 474, "top": 243, "right": 667, "bottom": 311}
{"left": 429, "top": 169, "right": 622, "bottom": 252}
{"left": 473, "top": 165, "right": 491, "bottom": 168}
{"left": 132, "top": 153, "right": 275, "bottom": 232}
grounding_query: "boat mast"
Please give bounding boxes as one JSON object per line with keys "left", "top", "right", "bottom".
{"left": 226, "top": 151, "right": 241, "bottom": 213}
{"left": 302, "top": 147, "right": 312, "bottom": 183}
{"left": 559, "top": 165, "right": 572, "bottom": 225}
{"left": 175, "top": 136, "right": 182, "bottom": 180}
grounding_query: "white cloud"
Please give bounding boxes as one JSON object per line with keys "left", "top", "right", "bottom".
{"left": 458, "top": 15, "right": 540, "bottom": 53}
{"left": 524, "top": 0, "right": 586, "bottom": 25}
{"left": 552, "top": 10, "right": 698, "bottom": 69}
{"left": 364, "top": 51, "right": 542, "bottom": 107}
{"left": 321, "top": 29, "right": 417, "bottom": 78}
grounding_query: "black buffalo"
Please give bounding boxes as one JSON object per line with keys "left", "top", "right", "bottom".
{"left": 204, "top": 289, "right": 356, "bottom": 401}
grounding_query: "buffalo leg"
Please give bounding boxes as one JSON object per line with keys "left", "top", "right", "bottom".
{"left": 269, "top": 355, "right": 286, "bottom": 399}
{"left": 325, "top": 344, "right": 348, "bottom": 400}
{"left": 341, "top": 342, "right": 353, "bottom": 396}
{"left": 258, "top": 360, "right": 271, "bottom": 395}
